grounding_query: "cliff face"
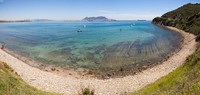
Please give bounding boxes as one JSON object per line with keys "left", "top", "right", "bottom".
{"left": 152, "top": 3, "right": 200, "bottom": 41}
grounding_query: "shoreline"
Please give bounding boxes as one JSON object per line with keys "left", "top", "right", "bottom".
{"left": 2, "top": 48, "right": 88, "bottom": 79}
{"left": 0, "top": 26, "right": 197, "bottom": 95}
{"left": 2, "top": 42, "right": 183, "bottom": 79}
{"left": 0, "top": 27, "right": 184, "bottom": 79}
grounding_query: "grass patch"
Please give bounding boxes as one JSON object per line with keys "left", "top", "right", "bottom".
{"left": 0, "top": 61, "right": 58, "bottom": 95}
{"left": 131, "top": 44, "right": 200, "bottom": 95}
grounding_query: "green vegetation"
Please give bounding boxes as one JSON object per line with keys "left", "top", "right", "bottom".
{"left": 132, "top": 3, "right": 200, "bottom": 95}
{"left": 131, "top": 44, "right": 200, "bottom": 95}
{"left": 152, "top": 3, "right": 200, "bottom": 40}
{"left": 0, "top": 61, "right": 57, "bottom": 95}
{"left": 81, "top": 88, "right": 94, "bottom": 95}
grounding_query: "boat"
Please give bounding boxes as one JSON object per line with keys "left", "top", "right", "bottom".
{"left": 130, "top": 23, "right": 135, "bottom": 27}
{"left": 83, "top": 25, "right": 87, "bottom": 28}
{"left": 77, "top": 29, "right": 83, "bottom": 32}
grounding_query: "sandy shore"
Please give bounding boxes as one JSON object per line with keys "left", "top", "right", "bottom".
{"left": 0, "top": 26, "right": 197, "bottom": 95}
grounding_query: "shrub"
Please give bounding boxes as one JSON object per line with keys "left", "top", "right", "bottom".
{"left": 82, "top": 88, "right": 94, "bottom": 95}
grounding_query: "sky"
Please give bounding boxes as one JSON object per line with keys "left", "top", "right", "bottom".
{"left": 0, "top": 0, "right": 199, "bottom": 20}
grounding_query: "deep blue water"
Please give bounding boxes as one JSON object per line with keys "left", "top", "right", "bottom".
{"left": 0, "top": 21, "right": 181, "bottom": 71}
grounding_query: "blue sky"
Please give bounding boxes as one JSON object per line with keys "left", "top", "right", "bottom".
{"left": 0, "top": 0, "right": 199, "bottom": 20}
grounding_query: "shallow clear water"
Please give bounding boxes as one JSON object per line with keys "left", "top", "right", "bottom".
{"left": 0, "top": 21, "right": 181, "bottom": 72}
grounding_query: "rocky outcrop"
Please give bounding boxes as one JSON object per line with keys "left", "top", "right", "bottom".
{"left": 152, "top": 17, "right": 176, "bottom": 27}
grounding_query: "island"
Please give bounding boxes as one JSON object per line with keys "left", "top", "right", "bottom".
{"left": 82, "top": 16, "right": 116, "bottom": 22}
{"left": 137, "top": 20, "right": 146, "bottom": 21}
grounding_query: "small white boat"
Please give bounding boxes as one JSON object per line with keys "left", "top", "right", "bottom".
{"left": 130, "top": 23, "right": 135, "bottom": 27}
{"left": 83, "top": 25, "right": 87, "bottom": 28}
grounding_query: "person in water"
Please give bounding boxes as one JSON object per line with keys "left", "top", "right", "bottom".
{"left": 1, "top": 45, "right": 4, "bottom": 49}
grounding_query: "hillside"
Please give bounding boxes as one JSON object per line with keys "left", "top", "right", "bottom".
{"left": 152, "top": 3, "right": 200, "bottom": 40}
{"left": 132, "top": 3, "right": 200, "bottom": 95}
{"left": 0, "top": 61, "right": 57, "bottom": 95}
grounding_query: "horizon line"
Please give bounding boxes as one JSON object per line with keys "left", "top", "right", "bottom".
{"left": 0, "top": 18, "right": 153, "bottom": 21}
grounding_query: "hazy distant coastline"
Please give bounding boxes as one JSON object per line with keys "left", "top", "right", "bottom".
{"left": 0, "top": 16, "right": 117, "bottom": 23}
{"left": 0, "top": 20, "right": 32, "bottom": 23}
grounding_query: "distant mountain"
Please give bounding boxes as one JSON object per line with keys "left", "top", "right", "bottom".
{"left": 82, "top": 16, "right": 116, "bottom": 22}
{"left": 152, "top": 3, "right": 200, "bottom": 38}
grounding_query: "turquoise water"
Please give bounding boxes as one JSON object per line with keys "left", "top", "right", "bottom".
{"left": 0, "top": 21, "right": 181, "bottom": 72}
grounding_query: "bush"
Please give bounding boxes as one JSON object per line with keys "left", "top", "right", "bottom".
{"left": 82, "top": 88, "right": 94, "bottom": 95}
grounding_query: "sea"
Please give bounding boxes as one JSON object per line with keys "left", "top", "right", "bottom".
{"left": 0, "top": 21, "right": 182, "bottom": 74}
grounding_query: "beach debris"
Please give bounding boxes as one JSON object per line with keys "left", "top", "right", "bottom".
{"left": 120, "top": 67, "right": 124, "bottom": 72}
{"left": 142, "top": 65, "right": 147, "bottom": 69}
{"left": 51, "top": 68, "right": 56, "bottom": 71}
{"left": 88, "top": 70, "right": 93, "bottom": 75}
{"left": 15, "top": 72, "right": 20, "bottom": 76}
